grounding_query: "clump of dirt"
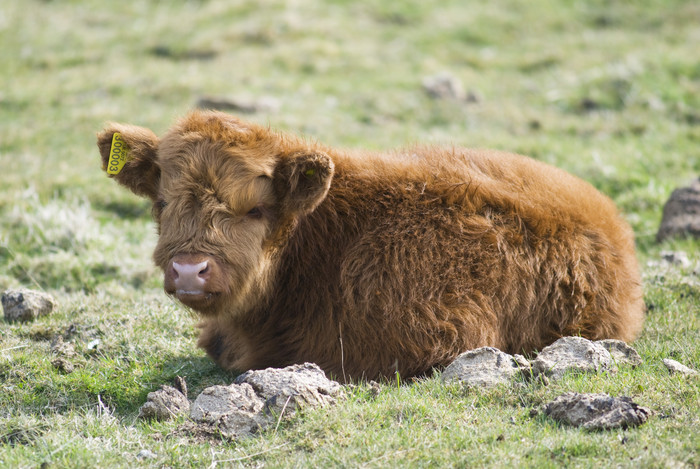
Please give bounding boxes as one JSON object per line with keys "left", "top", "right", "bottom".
{"left": 657, "top": 178, "right": 700, "bottom": 241}
{"left": 2, "top": 289, "right": 56, "bottom": 323}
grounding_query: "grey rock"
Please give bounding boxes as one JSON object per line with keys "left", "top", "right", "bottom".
{"left": 657, "top": 179, "right": 700, "bottom": 242}
{"left": 660, "top": 250, "right": 692, "bottom": 268}
{"left": 422, "top": 72, "right": 465, "bottom": 100}
{"left": 662, "top": 358, "right": 698, "bottom": 377}
{"left": 138, "top": 385, "right": 190, "bottom": 421}
{"left": 368, "top": 380, "right": 382, "bottom": 398}
{"left": 136, "top": 449, "right": 157, "bottom": 460}
{"left": 51, "top": 336, "right": 76, "bottom": 358}
{"left": 465, "top": 90, "right": 482, "bottom": 104}
{"left": 174, "top": 375, "right": 188, "bottom": 398}
{"left": 532, "top": 337, "right": 613, "bottom": 381}
{"left": 597, "top": 339, "right": 642, "bottom": 367}
{"left": 196, "top": 95, "right": 280, "bottom": 114}
{"left": 51, "top": 357, "right": 75, "bottom": 374}
{"left": 2, "top": 289, "right": 56, "bottom": 322}
{"left": 543, "top": 392, "right": 651, "bottom": 430}
{"left": 512, "top": 354, "right": 532, "bottom": 370}
{"left": 50, "top": 337, "right": 80, "bottom": 374}
{"left": 441, "top": 347, "right": 526, "bottom": 387}
{"left": 86, "top": 339, "right": 101, "bottom": 350}
{"left": 235, "top": 363, "right": 343, "bottom": 415}
{"left": 190, "top": 383, "right": 267, "bottom": 438}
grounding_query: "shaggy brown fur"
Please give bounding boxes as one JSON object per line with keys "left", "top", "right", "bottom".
{"left": 97, "top": 110, "right": 644, "bottom": 381}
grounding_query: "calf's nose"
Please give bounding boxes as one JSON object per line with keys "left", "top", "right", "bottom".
{"left": 170, "top": 259, "right": 210, "bottom": 293}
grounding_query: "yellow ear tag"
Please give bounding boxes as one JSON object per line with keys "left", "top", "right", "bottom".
{"left": 107, "top": 132, "right": 133, "bottom": 175}
{"left": 304, "top": 168, "right": 316, "bottom": 177}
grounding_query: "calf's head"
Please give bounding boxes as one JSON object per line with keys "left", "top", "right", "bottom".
{"left": 97, "top": 111, "right": 334, "bottom": 315}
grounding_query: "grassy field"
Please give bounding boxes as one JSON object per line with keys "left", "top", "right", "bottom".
{"left": 1, "top": 0, "right": 699, "bottom": 467}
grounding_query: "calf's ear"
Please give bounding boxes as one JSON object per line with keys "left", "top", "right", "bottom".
{"left": 273, "top": 151, "right": 334, "bottom": 216}
{"left": 97, "top": 123, "right": 160, "bottom": 200}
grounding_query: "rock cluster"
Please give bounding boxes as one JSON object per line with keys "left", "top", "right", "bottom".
{"left": 442, "top": 337, "right": 641, "bottom": 388}
{"left": 139, "top": 363, "right": 343, "bottom": 439}
{"left": 137, "top": 336, "right": 696, "bottom": 437}
{"left": 441, "top": 336, "right": 656, "bottom": 430}
{"left": 4, "top": 287, "right": 693, "bottom": 436}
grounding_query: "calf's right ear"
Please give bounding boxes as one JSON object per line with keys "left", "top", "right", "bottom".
{"left": 273, "top": 150, "right": 334, "bottom": 217}
{"left": 97, "top": 123, "right": 160, "bottom": 200}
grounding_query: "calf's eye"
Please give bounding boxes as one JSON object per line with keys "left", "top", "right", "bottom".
{"left": 247, "top": 206, "right": 263, "bottom": 219}
{"left": 152, "top": 198, "right": 168, "bottom": 219}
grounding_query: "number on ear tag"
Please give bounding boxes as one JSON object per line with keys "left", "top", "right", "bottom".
{"left": 107, "top": 133, "right": 133, "bottom": 175}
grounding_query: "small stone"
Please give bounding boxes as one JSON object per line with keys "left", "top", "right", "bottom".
{"left": 2, "top": 289, "right": 56, "bottom": 322}
{"left": 51, "top": 336, "right": 76, "bottom": 358}
{"left": 660, "top": 251, "right": 692, "bottom": 269}
{"left": 138, "top": 385, "right": 190, "bottom": 421}
{"left": 174, "top": 375, "right": 188, "bottom": 398}
{"left": 50, "top": 336, "right": 81, "bottom": 373}
{"left": 532, "top": 336, "right": 613, "bottom": 381}
{"left": 136, "top": 449, "right": 157, "bottom": 460}
{"left": 196, "top": 95, "right": 280, "bottom": 113}
{"left": 512, "top": 354, "right": 532, "bottom": 370}
{"left": 441, "top": 347, "right": 523, "bottom": 387}
{"left": 422, "top": 72, "right": 466, "bottom": 100}
{"left": 597, "top": 340, "right": 642, "bottom": 367}
{"left": 51, "top": 357, "right": 74, "bottom": 374}
{"left": 465, "top": 90, "right": 482, "bottom": 103}
{"left": 543, "top": 392, "right": 651, "bottom": 430}
{"left": 234, "top": 363, "right": 343, "bottom": 416}
{"left": 63, "top": 323, "right": 78, "bottom": 339}
{"left": 86, "top": 339, "right": 101, "bottom": 350}
{"left": 662, "top": 358, "right": 698, "bottom": 377}
{"left": 190, "top": 383, "right": 268, "bottom": 438}
{"left": 368, "top": 380, "right": 382, "bottom": 398}
{"left": 657, "top": 179, "right": 700, "bottom": 242}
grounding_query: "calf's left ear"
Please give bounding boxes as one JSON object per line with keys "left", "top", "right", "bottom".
{"left": 273, "top": 151, "right": 334, "bottom": 216}
{"left": 97, "top": 123, "right": 160, "bottom": 201}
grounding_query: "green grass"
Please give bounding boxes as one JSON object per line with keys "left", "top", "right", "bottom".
{"left": 1, "top": 0, "right": 699, "bottom": 467}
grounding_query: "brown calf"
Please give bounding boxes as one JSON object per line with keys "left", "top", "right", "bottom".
{"left": 97, "top": 110, "right": 644, "bottom": 381}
